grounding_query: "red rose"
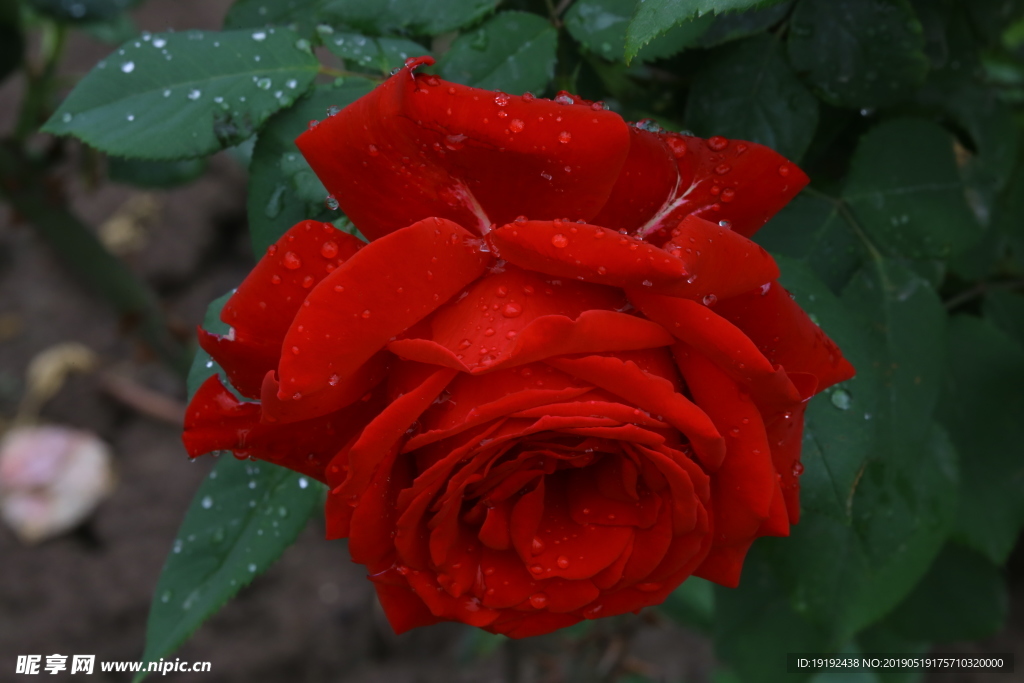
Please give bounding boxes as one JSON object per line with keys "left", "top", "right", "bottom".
{"left": 184, "top": 57, "right": 854, "bottom": 639}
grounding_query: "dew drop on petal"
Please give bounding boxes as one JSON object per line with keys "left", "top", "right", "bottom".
{"left": 282, "top": 252, "right": 302, "bottom": 269}
{"left": 551, "top": 234, "right": 568, "bottom": 248}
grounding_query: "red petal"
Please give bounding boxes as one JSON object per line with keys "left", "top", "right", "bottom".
{"left": 371, "top": 569, "right": 442, "bottom": 634}
{"left": 714, "top": 281, "right": 856, "bottom": 393}
{"left": 296, "top": 63, "right": 631, "bottom": 240}
{"left": 650, "top": 215, "right": 780, "bottom": 301}
{"left": 486, "top": 611, "right": 581, "bottom": 639}
{"left": 269, "top": 217, "right": 490, "bottom": 423}
{"left": 518, "top": 473, "right": 635, "bottom": 581}
{"left": 199, "top": 221, "right": 363, "bottom": 398}
{"left": 182, "top": 375, "right": 362, "bottom": 482}
{"left": 488, "top": 219, "right": 687, "bottom": 287}
{"left": 332, "top": 368, "right": 457, "bottom": 504}
{"left": 764, "top": 403, "right": 807, "bottom": 524}
{"left": 630, "top": 290, "right": 805, "bottom": 412}
{"left": 674, "top": 347, "right": 775, "bottom": 544}
{"left": 567, "top": 460, "right": 662, "bottom": 528}
{"left": 590, "top": 127, "right": 679, "bottom": 233}
{"left": 633, "top": 132, "right": 809, "bottom": 241}
{"left": 547, "top": 355, "right": 725, "bottom": 472}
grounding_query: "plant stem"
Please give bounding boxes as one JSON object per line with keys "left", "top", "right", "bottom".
{"left": 944, "top": 278, "right": 1024, "bottom": 310}
{"left": 0, "top": 142, "right": 191, "bottom": 376}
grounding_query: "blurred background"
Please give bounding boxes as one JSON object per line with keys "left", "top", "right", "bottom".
{"left": 0, "top": 0, "right": 1021, "bottom": 681}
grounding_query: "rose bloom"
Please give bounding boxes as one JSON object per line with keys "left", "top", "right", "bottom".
{"left": 184, "top": 57, "right": 854, "bottom": 638}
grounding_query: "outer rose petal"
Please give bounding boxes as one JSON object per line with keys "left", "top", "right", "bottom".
{"left": 714, "top": 281, "right": 856, "bottom": 392}
{"left": 296, "top": 58, "right": 632, "bottom": 240}
{"left": 268, "top": 217, "right": 490, "bottom": 423}
{"left": 618, "top": 131, "right": 810, "bottom": 241}
{"left": 198, "top": 221, "right": 363, "bottom": 398}
{"left": 183, "top": 375, "right": 364, "bottom": 482}
{"left": 630, "top": 290, "right": 805, "bottom": 413}
{"left": 488, "top": 220, "right": 688, "bottom": 287}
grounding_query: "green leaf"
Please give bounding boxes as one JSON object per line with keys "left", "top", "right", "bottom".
{"left": 224, "top": 0, "right": 325, "bottom": 38}
{"left": 774, "top": 257, "right": 879, "bottom": 521}
{"left": 916, "top": 11, "right": 1019, "bottom": 219}
{"left": 756, "top": 194, "right": 869, "bottom": 293}
{"left": 937, "top": 315, "right": 1024, "bottom": 564}
{"left": 623, "top": 0, "right": 784, "bottom": 62}
{"left": 786, "top": 0, "right": 929, "bottom": 109}
{"left": 43, "top": 28, "right": 319, "bottom": 160}
{"left": 763, "top": 259, "right": 955, "bottom": 644}
{"left": 108, "top": 156, "right": 208, "bottom": 188}
{"left": 843, "top": 119, "right": 981, "bottom": 260}
{"left": 685, "top": 34, "right": 818, "bottom": 161}
{"left": 247, "top": 79, "right": 374, "bottom": 255}
{"left": 660, "top": 577, "right": 715, "bottom": 633}
{"left": 983, "top": 290, "right": 1024, "bottom": 347}
{"left": 322, "top": 30, "right": 428, "bottom": 75}
{"left": 883, "top": 542, "right": 1008, "bottom": 642}
{"left": 136, "top": 457, "right": 323, "bottom": 680}
{"left": 695, "top": 0, "right": 792, "bottom": 48}
{"left": 840, "top": 258, "right": 947, "bottom": 457}
{"left": 767, "top": 422, "right": 958, "bottom": 646}
{"left": 566, "top": 0, "right": 713, "bottom": 63}
{"left": 436, "top": 11, "right": 557, "bottom": 96}
{"left": 28, "top": 0, "right": 142, "bottom": 23}
{"left": 715, "top": 544, "right": 825, "bottom": 683}
{"left": 319, "top": 0, "right": 501, "bottom": 36}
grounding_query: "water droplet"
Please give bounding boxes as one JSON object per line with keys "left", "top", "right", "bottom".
{"left": 201, "top": 495, "right": 213, "bottom": 509}
{"left": 153, "top": 37, "right": 167, "bottom": 48}
{"left": 361, "top": 309, "right": 371, "bottom": 319}
{"left": 252, "top": 31, "right": 267, "bottom": 41}
{"left": 325, "top": 195, "right": 339, "bottom": 210}
{"left": 555, "top": 93, "right": 574, "bottom": 104}
{"left": 714, "top": 163, "right": 731, "bottom": 175}
{"left": 558, "top": 131, "right": 572, "bottom": 144}
{"left": 282, "top": 251, "right": 302, "bottom": 269}
{"left": 641, "top": 279, "right": 653, "bottom": 287}
{"left": 256, "top": 77, "right": 272, "bottom": 90}
{"left": 531, "top": 537, "right": 545, "bottom": 555}
{"left": 702, "top": 294, "right": 718, "bottom": 306}
{"left": 494, "top": 93, "right": 510, "bottom": 107}
{"left": 502, "top": 302, "right": 522, "bottom": 318}
{"left": 792, "top": 462, "right": 805, "bottom": 476}
{"left": 126, "top": 114, "right": 135, "bottom": 122}
{"left": 778, "top": 164, "right": 791, "bottom": 177}
{"left": 61, "top": 112, "right": 72, "bottom": 123}
{"left": 248, "top": 563, "right": 257, "bottom": 572}
{"left": 551, "top": 234, "right": 568, "bottom": 248}
{"left": 509, "top": 119, "right": 525, "bottom": 133}
{"left": 121, "top": 61, "right": 135, "bottom": 73}
{"left": 320, "top": 241, "right": 339, "bottom": 258}
{"left": 831, "top": 388, "right": 851, "bottom": 410}
{"left": 529, "top": 593, "right": 548, "bottom": 609}
{"left": 160, "top": 590, "right": 172, "bottom": 603}
{"left": 707, "top": 136, "right": 728, "bottom": 151}
{"left": 187, "top": 88, "right": 201, "bottom": 100}
{"left": 556, "top": 555, "right": 570, "bottom": 569}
